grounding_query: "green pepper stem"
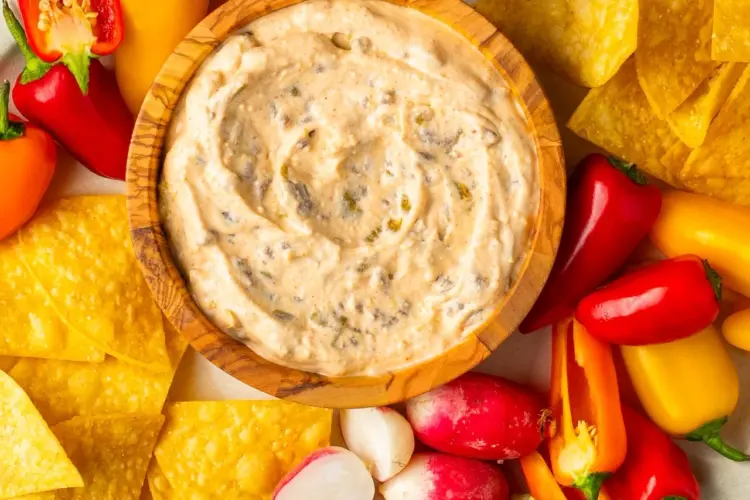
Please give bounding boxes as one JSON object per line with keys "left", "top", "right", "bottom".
{"left": 574, "top": 472, "right": 610, "bottom": 500}
{"left": 2, "top": 0, "right": 52, "bottom": 84}
{"left": 664, "top": 497, "right": 688, "bottom": 500}
{"left": 685, "top": 417, "right": 750, "bottom": 461}
{"left": 61, "top": 50, "right": 91, "bottom": 94}
{"left": 607, "top": 156, "right": 648, "bottom": 185}
{"left": 702, "top": 259, "right": 723, "bottom": 302}
{"left": 0, "top": 80, "right": 24, "bottom": 141}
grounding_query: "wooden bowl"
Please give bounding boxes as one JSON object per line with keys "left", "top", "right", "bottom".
{"left": 126, "top": 0, "right": 565, "bottom": 408}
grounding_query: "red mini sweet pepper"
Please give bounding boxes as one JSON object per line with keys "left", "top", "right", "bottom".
{"left": 19, "top": 0, "right": 124, "bottom": 93}
{"left": 576, "top": 255, "right": 722, "bottom": 345}
{"left": 4, "top": 0, "right": 133, "bottom": 181}
{"left": 520, "top": 154, "right": 662, "bottom": 333}
{"left": 606, "top": 405, "right": 700, "bottom": 500}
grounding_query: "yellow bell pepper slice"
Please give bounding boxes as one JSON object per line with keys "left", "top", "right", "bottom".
{"left": 650, "top": 190, "right": 750, "bottom": 297}
{"left": 622, "top": 325, "right": 748, "bottom": 461}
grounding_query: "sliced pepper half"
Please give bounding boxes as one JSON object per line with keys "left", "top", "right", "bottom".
{"left": 549, "top": 318, "right": 626, "bottom": 500}
{"left": 20, "top": 0, "right": 124, "bottom": 92}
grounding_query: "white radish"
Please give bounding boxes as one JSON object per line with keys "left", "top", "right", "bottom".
{"left": 380, "top": 452, "right": 509, "bottom": 500}
{"left": 340, "top": 407, "right": 415, "bottom": 482}
{"left": 273, "top": 446, "right": 375, "bottom": 500}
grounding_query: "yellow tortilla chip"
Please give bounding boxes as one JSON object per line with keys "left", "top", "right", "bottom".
{"left": 568, "top": 59, "right": 682, "bottom": 186}
{"left": 0, "top": 239, "right": 103, "bottom": 362}
{"left": 0, "top": 355, "right": 17, "bottom": 372}
{"left": 635, "top": 0, "right": 719, "bottom": 117}
{"left": 476, "top": 0, "right": 637, "bottom": 87}
{"left": 659, "top": 141, "right": 693, "bottom": 181}
{"left": 712, "top": 0, "right": 750, "bottom": 62}
{"left": 667, "top": 64, "right": 746, "bottom": 148}
{"left": 680, "top": 66, "right": 750, "bottom": 206}
{"left": 145, "top": 459, "right": 171, "bottom": 500}
{"left": 21, "top": 414, "right": 165, "bottom": 500}
{"left": 0, "top": 371, "right": 83, "bottom": 498}
{"left": 9, "top": 319, "right": 186, "bottom": 425}
{"left": 16, "top": 196, "right": 168, "bottom": 371}
{"left": 154, "top": 401, "right": 332, "bottom": 498}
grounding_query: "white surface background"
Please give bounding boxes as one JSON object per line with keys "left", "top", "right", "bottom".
{"left": 2, "top": 2, "right": 749, "bottom": 496}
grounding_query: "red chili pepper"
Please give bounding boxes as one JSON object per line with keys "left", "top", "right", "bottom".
{"left": 576, "top": 256, "right": 722, "bottom": 345}
{"left": 19, "top": 0, "right": 124, "bottom": 93}
{"left": 4, "top": 0, "right": 132, "bottom": 181}
{"left": 606, "top": 405, "right": 700, "bottom": 500}
{"left": 520, "top": 155, "right": 662, "bottom": 333}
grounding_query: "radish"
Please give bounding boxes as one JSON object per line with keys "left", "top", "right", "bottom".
{"left": 380, "top": 452, "right": 509, "bottom": 500}
{"left": 405, "top": 372, "right": 547, "bottom": 460}
{"left": 273, "top": 446, "right": 375, "bottom": 500}
{"left": 340, "top": 407, "right": 415, "bottom": 482}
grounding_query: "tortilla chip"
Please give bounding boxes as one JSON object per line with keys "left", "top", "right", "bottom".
{"left": 0, "top": 371, "right": 83, "bottom": 498}
{"left": 635, "top": 0, "right": 719, "bottom": 117}
{"left": 20, "top": 414, "right": 165, "bottom": 500}
{"left": 659, "top": 141, "right": 693, "bottom": 179}
{"left": 0, "top": 355, "right": 17, "bottom": 372}
{"left": 154, "top": 401, "right": 332, "bottom": 498}
{"left": 568, "top": 59, "right": 682, "bottom": 186}
{"left": 667, "top": 63, "right": 746, "bottom": 148}
{"left": 145, "top": 459, "right": 171, "bottom": 500}
{"left": 712, "top": 0, "right": 750, "bottom": 62}
{"left": 680, "top": 67, "right": 750, "bottom": 206}
{"left": 476, "top": 0, "right": 637, "bottom": 87}
{"left": 0, "top": 239, "right": 104, "bottom": 362}
{"left": 16, "top": 196, "right": 169, "bottom": 371}
{"left": 9, "top": 319, "right": 187, "bottom": 425}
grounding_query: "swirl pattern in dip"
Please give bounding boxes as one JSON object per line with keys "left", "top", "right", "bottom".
{"left": 161, "top": 0, "right": 539, "bottom": 376}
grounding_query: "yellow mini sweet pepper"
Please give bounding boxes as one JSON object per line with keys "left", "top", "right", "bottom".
{"left": 114, "top": 0, "right": 209, "bottom": 115}
{"left": 722, "top": 308, "right": 750, "bottom": 352}
{"left": 621, "top": 325, "right": 748, "bottom": 461}
{"left": 650, "top": 190, "right": 750, "bottom": 298}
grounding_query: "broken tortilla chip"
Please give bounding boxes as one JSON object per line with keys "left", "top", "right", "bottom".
{"left": 636, "top": 0, "right": 718, "bottom": 117}
{"left": 153, "top": 401, "right": 332, "bottom": 498}
{"left": 9, "top": 319, "right": 187, "bottom": 425}
{"left": 475, "top": 0, "right": 637, "bottom": 87}
{"left": 21, "top": 414, "right": 165, "bottom": 500}
{"left": 16, "top": 196, "right": 169, "bottom": 371}
{"left": 0, "top": 371, "right": 83, "bottom": 498}
{"left": 667, "top": 63, "right": 746, "bottom": 148}
{"left": 712, "top": 0, "right": 750, "bottom": 62}
{"left": 568, "top": 59, "right": 682, "bottom": 186}
{"left": 0, "top": 238, "right": 104, "bottom": 362}
{"left": 680, "top": 66, "right": 750, "bottom": 206}
{"left": 659, "top": 142, "right": 693, "bottom": 181}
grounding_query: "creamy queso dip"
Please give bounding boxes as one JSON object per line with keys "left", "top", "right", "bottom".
{"left": 161, "top": 0, "right": 539, "bottom": 376}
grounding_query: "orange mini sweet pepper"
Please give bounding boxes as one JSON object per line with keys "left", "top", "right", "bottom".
{"left": 548, "top": 318, "right": 626, "bottom": 500}
{"left": 521, "top": 450, "right": 612, "bottom": 500}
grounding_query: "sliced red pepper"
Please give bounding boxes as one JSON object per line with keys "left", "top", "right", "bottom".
{"left": 4, "top": 0, "right": 132, "bottom": 180}
{"left": 549, "top": 318, "right": 626, "bottom": 500}
{"left": 576, "top": 255, "right": 722, "bottom": 345}
{"left": 606, "top": 405, "right": 700, "bottom": 500}
{"left": 19, "top": 0, "right": 124, "bottom": 93}
{"left": 520, "top": 154, "right": 662, "bottom": 333}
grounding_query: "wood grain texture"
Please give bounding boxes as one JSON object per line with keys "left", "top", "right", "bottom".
{"left": 126, "top": 0, "right": 565, "bottom": 408}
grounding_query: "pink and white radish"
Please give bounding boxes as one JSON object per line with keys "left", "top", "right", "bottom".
{"left": 273, "top": 446, "right": 375, "bottom": 500}
{"left": 340, "top": 407, "right": 415, "bottom": 482}
{"left": 405, "top": 372, "right": 548, "bottom": 460}
{"left": 380, "top": 452, "right": 509, "bottom": 500}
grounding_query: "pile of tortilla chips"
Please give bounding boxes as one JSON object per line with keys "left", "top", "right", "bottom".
{"left": 478, "top": 0, "right": 750, "bottom": 206}
{"left": 562, "top": 0, "right": 750, "bottom": 206}
{"left": 0, "top": 195, "right": 333, "bottom": 499}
